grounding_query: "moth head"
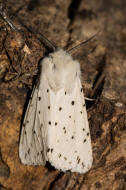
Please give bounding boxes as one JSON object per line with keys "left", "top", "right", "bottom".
{"left": 41, "top": 49, "right": 80, "bottom": 92}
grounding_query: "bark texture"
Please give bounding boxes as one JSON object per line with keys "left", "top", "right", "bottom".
{"left": 0, "top": 0, "right": 126, "bottom": 189}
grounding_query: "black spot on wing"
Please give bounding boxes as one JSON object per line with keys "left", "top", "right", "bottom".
{"left": 47, "top": 148, "right": 50, "bottom": 152}
{"left": 51, "top": 148, "right": 53, "bottom": 153}
{"left": 82, "top": 162, "right": 85, "bottom": 168}
{"left": 48, "top": 121, "right": 51, "bottom": 125}
{"left": 59, "top": 107, "right": 62, "bottom": 111}
{"left": 71, "top": 101, "right": 75, "bottom": 105}
{"left": 55, "top": 122, "right": 58, "bottom": 126}
{"left": 47, "top": 89, "right": 49, "bottom": 93}
{"left": 63, "top": 127, "right": 66, "bottom": 134}
{"left": 38, "top": 97, "right": 41, "bottom": 101}
{"left": 77, "top": 156, "right": 80, "bottom": 164}
{"left": 48, "top": 106, "right": 50, "bottom": 109}
{"left": 83, "top": 139, "right": 86, "bottom": 143}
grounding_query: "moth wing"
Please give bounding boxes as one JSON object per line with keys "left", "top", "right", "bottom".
{"left": 46, "top": 77, "right": 93, "bottom": 173}
{"left": 19, "top": 84, "right": 46, "bottom": 165}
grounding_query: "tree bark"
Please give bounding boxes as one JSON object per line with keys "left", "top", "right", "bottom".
{"left": 0, "top": 0, "right": 126, "bottom": 189}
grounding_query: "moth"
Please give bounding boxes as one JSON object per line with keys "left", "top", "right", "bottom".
{"left": 19, "top": 39, "right": 94, "bottom": 173}
{"left": 1, "top": 1, "right": 94, "bottom": 173}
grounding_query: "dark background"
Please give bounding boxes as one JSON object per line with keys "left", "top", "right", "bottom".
{"left": 0, "top": 0, "right": 126, "bottom": 189}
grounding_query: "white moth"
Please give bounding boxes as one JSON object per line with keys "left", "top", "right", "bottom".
{"left": 19, "top": 49, "right": 93, "bottom": 173}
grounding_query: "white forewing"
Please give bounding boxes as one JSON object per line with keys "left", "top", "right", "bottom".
{"left": 46, "top": 77, "right": 92, "bottom": 173}
{"left": 19, "top": 85, "right": 46, "bottom": 165}
{"left": 19, "top": 49, "right": 93, "bottom": 173}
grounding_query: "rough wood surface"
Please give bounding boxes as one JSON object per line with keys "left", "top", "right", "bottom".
{"left": 0, "top": 0, "right": 126, "bottom": 189}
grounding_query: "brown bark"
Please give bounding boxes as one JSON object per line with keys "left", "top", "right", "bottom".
{"left": 0, "top": 0, "right": 126, "bottom": 189}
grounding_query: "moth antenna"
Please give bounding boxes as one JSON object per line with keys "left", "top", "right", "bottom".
{"left": 20, "top": 22, "right": 57, "bottom": 51}
{"left": 35, "top": 31, "right": 57, "bottom": 51}
{"left": 21, "top": 21, "right": 57, "bottom": 51}
{"left": 0, "top": 2, "right": 56, "bottom": 51}
{"left": 17, "top": 16, "right": 57, "bottom": 51}
{"left": 67, "top": 30, "right": 100, "bottom": 53}
{"left": 0, "top": 2, "right": 18, "bottom": 30}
